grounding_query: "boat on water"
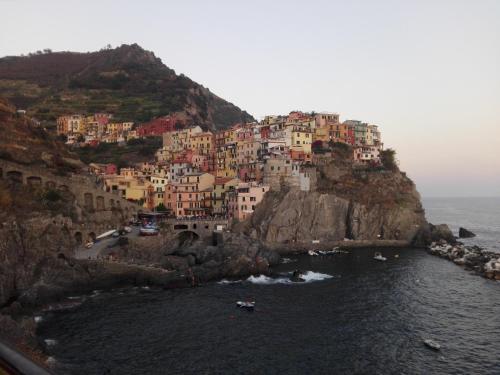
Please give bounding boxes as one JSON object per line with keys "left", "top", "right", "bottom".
{"left": 140, "top": 225, "right": 159, "bottom": 236}
{"left": 373, "top": 252, "right": 387, "bottom": 261}
{"left": 236, "top": 301, "right": 255, "bottom": 310}
{"left": 424, "top": 339, "right": 441, "bottom": 350}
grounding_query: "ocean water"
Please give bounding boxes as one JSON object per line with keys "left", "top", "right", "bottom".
{"left": 38, "top": 249, "right": 500, "bottom": 375}
{"left": 423, "top": 197, "right": 500, "bottom": 253}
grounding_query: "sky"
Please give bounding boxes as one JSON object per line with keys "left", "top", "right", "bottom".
{"left": 1, "top": 0, "right": 499, "bottom": 197}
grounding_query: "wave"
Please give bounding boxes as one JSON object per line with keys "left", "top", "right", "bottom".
{"left": 280, "top": 257, "right": 297, "bottom": 264}
{"left": 44, "top": 339, "right": 57, "bottom": 347}
{"left": 301, "top": 271, "right": 335, "bottom": 282}
{"left": 217, "top": 279, "right": 243, "bottom": 285}
{"left": 246, "top": 271, "right": 334, "bottom": 285}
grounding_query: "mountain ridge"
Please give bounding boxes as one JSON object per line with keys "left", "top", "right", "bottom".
{"left": 0, "top": 43, "right": 254, "bottom": 130}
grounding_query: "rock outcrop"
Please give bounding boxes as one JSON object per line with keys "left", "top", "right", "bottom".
{"left": 459, "top": 227, "right": 476, "bottom": 238}
{"left": 428, "top": 241, "right": 500, "bottom": 280}
{"left": 237, "top": 161, "right": 428, "bottom": 249}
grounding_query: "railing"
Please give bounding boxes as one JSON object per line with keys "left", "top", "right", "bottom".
{"left": 0, "top": 339, "right": 53, "bottom": 374}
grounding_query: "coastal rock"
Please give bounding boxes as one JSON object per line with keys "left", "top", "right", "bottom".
{"left": 429, "top": 223, "right": 456, "bottom": 244}
{"left": 428, "top": 241, "right": 500, "bottom": 279}
{"left": 237, "top": 164, "right": 427, "bottom": 249}
{"left": 458, "top": 227, "right": 476, "bottom": 238}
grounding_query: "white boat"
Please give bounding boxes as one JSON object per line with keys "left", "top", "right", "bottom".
{"left": 424, "top": 339, "right": 441, "bottom": 350}
{"left": 373, "top": 252, "right": 387, "bottom": 261}
{"left": 236, "top": 301, "right": 255, "bottom": 310}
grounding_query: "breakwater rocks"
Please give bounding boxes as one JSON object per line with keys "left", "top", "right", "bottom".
{"left": 428, "top": 241, "right": 500, "bottom": 280}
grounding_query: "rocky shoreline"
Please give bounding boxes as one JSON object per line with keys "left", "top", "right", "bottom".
{"left": 428, "top": 240, "right": 500, "bottom": 280}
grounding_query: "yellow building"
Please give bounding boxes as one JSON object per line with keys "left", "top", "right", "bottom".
{"left": 290, "top": 126, "right": 312, "bottom": 154}
{"left": 189, "top": 132, "right": 214, "bottom": 155}
{"left": 313, "top": 126, "right": 329, "bottom": 143}
{"left": 212, "top": 177, "right": 239, "bottom": 214}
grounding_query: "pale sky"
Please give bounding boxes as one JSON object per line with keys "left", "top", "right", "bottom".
{"left": 1, "top": 0, "right": 499, "bottom": 197}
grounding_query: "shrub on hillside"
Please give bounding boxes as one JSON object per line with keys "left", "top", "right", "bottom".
{"left": 380, "top": 149, "right": 398, "bottom": 171}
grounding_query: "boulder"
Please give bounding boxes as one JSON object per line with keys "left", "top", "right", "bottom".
{"left": 458, "top": 227, "right": 476, "bottom": 238}
{"left": 162, "top": 256, "right": 189, "bottom": 271}
{"left": 429, "top": 223, "right": 456, "bottom": 244}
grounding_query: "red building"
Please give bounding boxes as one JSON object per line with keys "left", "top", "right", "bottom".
{"left": 137, "top": 116, "right": 183, "bottom": 137}
{"left": 105, "top": 164, "right": 118, "bottom": 175}
{"left": 260, "top": 125, "right": 270, "bottom": 139}
{"left": 95, "top": 113, "right": 112, "bottom": 126}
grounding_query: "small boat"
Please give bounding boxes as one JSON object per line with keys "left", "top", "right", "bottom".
{"left": 236, "top": 301, "right": 255, "bottom": 310}
{"left": 308, "top": 250, "right": 319, "bottom": 256}
{"left": 424, "top": 339, "right": 441, "bottom": 350}
{"left": 373, "top": 252, "right": 387, "bottom": 261}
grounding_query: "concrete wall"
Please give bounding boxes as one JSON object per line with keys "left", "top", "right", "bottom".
{"left": 0, "top": 160, "right": 139, "bottom": 214}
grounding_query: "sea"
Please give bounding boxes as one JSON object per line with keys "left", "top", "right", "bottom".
{"left": 423, "top": 197, "right": 500, "bottom": 253}
{"left": 37, "top": 197, "right": 500, "bottom": 375}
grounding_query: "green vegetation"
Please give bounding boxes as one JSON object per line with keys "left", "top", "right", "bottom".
{"left": 0, "top": 44, "right": 255, "bottom": 129}
{"left": 42, "top": 189, "right": 62, "bottom": 202}
{"left": 380, "top": 148, "right": 398, "bottom": 171}
{"left": 75, "top": 137, "right": 162, "bottom": 167}
{"left": 155, "top": 202, "right": 167, "bottom": 212}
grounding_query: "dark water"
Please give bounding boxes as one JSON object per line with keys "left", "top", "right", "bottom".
{"left": 38, "top": 249, "right": 500, "bottom": 375}
{"left": 423, "top": 197, "right": 500, "bottom": 253}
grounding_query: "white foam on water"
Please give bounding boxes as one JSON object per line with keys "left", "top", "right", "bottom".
{"left": 34, "top": 316, "right": 43, "bottom": 323}
{"left": 246, "top": 271, "right": 335, "bottom": 285}
{"left": 246, "top": 275, "right": 291, "bottom": 284}
{"left": 46, "top": 356, "right": 57, "bottom": 366}
{"left": 44, "top": 339, "right": 57, "bottom": 347}
{"left": 301, "top": 271, "right": 335, "bottom": 282}
{"left": 280, "top": 257, "right": 297, "bottom": 264}
{"left": 217, "top": 279, "right": 243, "bottom": 285}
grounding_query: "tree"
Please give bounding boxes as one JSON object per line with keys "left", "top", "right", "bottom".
{"left": 380, "top": 148, "right": 398, "bottom": 171}
{"left": 156, "top": 202, "right": 167, "bottom": 212}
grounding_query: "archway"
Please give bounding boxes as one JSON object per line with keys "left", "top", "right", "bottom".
{"left": 27, "top": 176, "right": 42, "bottom": 187}
{"left": 88, "top": 232, "right": 97, "bottom": 242}
{"left": 84, "top": 192, "right": 94, "bottom": 211}
{"left": 96, "top": 196, "right": 105, "bottom": 210}
{"left": 74, "top": 232, "right": 83, "bottom": 244}
{"left": 6, "top": 170, "right": 23, "bottom": 184}
{"left": 177, "top": 230, "right": 200, "bottom": 247}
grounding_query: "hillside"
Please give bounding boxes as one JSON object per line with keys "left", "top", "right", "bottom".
{"left": 0, "top": 44, "right": 254, "bottom": 129}
{"left": 0, "top": 96, "right": 83, "bottom": 171}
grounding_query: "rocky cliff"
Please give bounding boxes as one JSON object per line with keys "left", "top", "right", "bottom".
{"left": 238, "top": 159, "right": 428, "bottom": 249}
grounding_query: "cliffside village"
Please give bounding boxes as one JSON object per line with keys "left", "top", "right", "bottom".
{"left": 56, "top": 111, "right": 383, "bottom": 220}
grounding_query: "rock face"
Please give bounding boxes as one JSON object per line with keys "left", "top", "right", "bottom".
{"left": 459, "top": 227, "right": 476, "bottom": 238}
{"left": 118, "top": 232, "right": 280, "bottom": 283}
{"left": 238, "top": 162, "right": 428, "bottom": 248}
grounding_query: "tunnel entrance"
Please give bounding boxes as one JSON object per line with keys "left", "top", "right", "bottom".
{"left": 177, "top": 231, "right": 200, "bottom": 247}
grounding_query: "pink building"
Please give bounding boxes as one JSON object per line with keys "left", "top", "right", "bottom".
{"left": 228, "top": 182, "right": 270, "bottom": 221}
{"left": 105, "top": 164, "right": 117, "bottom": 175}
